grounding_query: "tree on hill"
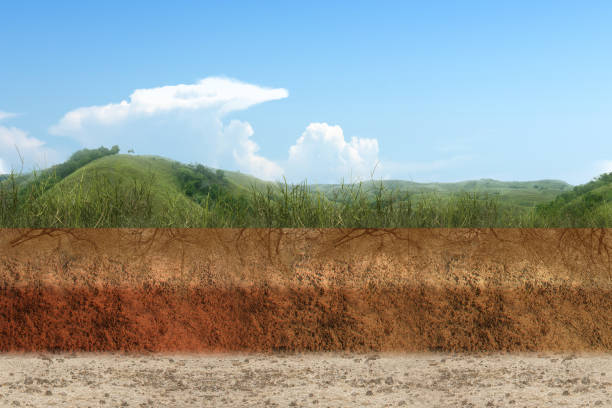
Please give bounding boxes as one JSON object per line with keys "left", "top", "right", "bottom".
{"left": 536, "top": 172, "right": 611, "bottom": 226}
{"left": 174, "top": 163, "right": 231, "bottom": 204}
{"left": 52, "top": 145, "right": 120, "bottom": 179}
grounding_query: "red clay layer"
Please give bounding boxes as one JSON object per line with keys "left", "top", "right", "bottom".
{"left": 1, "top": 285, "right": 609, "bottom": 352}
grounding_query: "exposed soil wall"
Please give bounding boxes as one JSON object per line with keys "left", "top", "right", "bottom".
{"left": 0, "top": 229, "right": 610, "bottom": 352}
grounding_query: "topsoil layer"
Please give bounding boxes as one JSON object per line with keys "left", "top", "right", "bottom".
{"left": 0, "top": 228, "right": 610, "bottom": 352}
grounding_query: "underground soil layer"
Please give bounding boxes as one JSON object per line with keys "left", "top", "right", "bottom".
{"left": 0, "top": 228, "right": 610, "bottom": 352}
{"left": 0, "top": 285, "right": 610, "bottom": 352}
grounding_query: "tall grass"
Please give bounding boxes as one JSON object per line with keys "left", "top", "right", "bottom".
{"left": 0, "top": 168, "right": 609, "bottom": 228}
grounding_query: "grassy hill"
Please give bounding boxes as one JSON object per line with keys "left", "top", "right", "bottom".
{"left": 221, "top": 168, "right": 276, "bottom": 193}
{"left": 1, "top": 146, "right": 609, "bottom": 227}
{"left": 535, "top": 172, "right": 612, "bottom": 227}
{"left": 311, "top": 178, "right": 572, "bottom": 209}
{"left": 1, "top": 150, "right": 235, "bottom": 227}
{"left": 42, "top": 154, "right": 204, "bottom": 226}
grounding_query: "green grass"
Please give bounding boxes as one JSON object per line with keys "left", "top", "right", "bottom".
{"left": 1, "top": 149, "right": 610, "bottom": 228}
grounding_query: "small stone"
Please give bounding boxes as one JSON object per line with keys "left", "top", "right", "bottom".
{"left": 385, "top": 377, "right": 394, "bottom": 385}
{"left": 366, "top": 390, "right": 373, "bottom": 396}
{"left": 45, "top": 390, "right": 52, "bottom": 396}
{"left": 581, "top": 377, "right": 590, "bottom": 385}
{"left": 563, "top": 390, "right": 570, "bottom": 396}
{"left": 23, "top": 378, "right": 33, "bottom": 385}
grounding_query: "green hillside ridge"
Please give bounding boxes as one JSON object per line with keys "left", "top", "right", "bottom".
{"left": 311, "top": 178, "right": 572, "bottom": 209}
{"left": 45, "top": 154, "right": 203, "bottom": 215}
{"left": 536, "top": 172, "right": 612, "bottom": 226}
{"left": 1, "top": 146, "right": 610, "bottom": 227}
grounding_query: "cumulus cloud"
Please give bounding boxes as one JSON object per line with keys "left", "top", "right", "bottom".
{"left": 50, "top": 77, "right": 288, "bottom": 136}
{"left": 47, "top": 78, "right": 468, "bottom": 183}
{"left": 49, "top": 77, "right": 288, "bottom": 180}
{"left": 284, "top": 123, "right": 380, "bottom": 183}
{"left": 228, "top": 120, "right": 284, "bottom": 180}
{"left": 0, "top": 123, "right": 59, "bottom": 174}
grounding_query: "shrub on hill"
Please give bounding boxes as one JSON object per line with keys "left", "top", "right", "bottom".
{"left": 174, "top": 163, "right": 230, "bottom": 204}
{"left": 53, "top": 145, "right": 120, "bottom": 179}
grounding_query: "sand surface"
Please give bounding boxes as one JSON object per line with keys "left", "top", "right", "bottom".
{"left": 0, "top": 353, "right": 610, "bottom": 407}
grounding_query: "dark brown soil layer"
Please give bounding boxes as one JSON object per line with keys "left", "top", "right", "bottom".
{"left": 0, "top": 228, "right": 610, "bottom": 352}
{"left": 0, "top": 285, "right": 609, "bottom": 352}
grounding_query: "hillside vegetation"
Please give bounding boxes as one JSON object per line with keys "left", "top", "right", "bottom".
{"left": 0, "top": 147, "right": 609, "bottom": 227}
{"left": 535, "top": 172, "right": 612, "bottom": 227}
{"left": 312, "top": 178, "right": 571, "bottom": 209}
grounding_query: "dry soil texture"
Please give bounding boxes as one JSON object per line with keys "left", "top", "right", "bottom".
{"left": 0, "top": 228, "right": 611, "bottom": 352}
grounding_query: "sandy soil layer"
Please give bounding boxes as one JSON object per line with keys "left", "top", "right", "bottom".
{"left": 0, "top": 353, "right": 609, "bottom": 407}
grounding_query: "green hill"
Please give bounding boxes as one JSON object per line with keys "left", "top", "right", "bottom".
{"left": 45, "top": 154, "right": 203, "bottom": 221}
{"left": 311, "top": 178, "right": 572, "bottom": 209}
{"left": 535, "top": 172, "right": 612, "bottom": 226}
{"left": 1, "top": 146, "right": 609, "bottom": 227}
{"left": 1, "top": 150, "right": 243, "bottom": 227}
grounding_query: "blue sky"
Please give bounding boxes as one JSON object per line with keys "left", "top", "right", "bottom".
{"left": 1, "top": 1, "right": 611, "bottom": 184}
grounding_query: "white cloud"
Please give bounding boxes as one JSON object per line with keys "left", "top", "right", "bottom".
{"left": 0, "top": 125, "right": 59, "bottom": 174}
{"left": 279, "top": 123, "right": 473, "bottom": 184}
{"left": 50, "top": 77, "right": 288, "bottom": 136}
{"left": 49, "top": 77, "right": 288, "bottom": 180}
{"left": 284, "top": 123, "right": 380, "bottom": 183}
{"left": 48, "top": 78, "right": 469, "bottom": 183}
{"left": 228, "top": 120, "right": 284, "bottom": 180}
{"left": 0, "top": 111, "right": 17, "bottom": 122}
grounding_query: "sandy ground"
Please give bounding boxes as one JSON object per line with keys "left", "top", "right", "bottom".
{"left": 0, "top": 353, "right": 609, "bottom": 407}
